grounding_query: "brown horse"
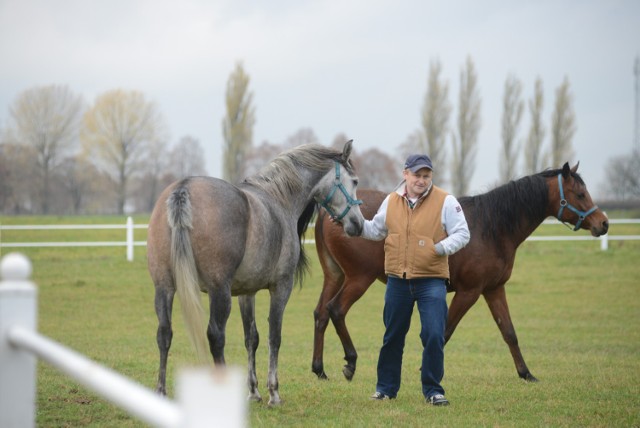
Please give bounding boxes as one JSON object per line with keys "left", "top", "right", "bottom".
{"left": 312, "top": 162, "right": 609, "bottom": 382}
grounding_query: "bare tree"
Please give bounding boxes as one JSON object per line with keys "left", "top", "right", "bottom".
{"left": 243, "top": 128, "right": 321, "bottom": 178}
{"left": 524, "top": 77, "right": 546, "bottom": 174}
{"left": 222, "top": 62, "right": 255, "bottom": 183}
{"left": 57, "top": 155, "right": 100, "bottom": 214}
{"left": 0, "top": 142, "right": 38, "bottom": 213}
{"left": 352, "top": 148, "right": 399, "bottom": 192}
{"left": 451, "top": 57, "right": 481, "bottom": 196}
{"left": 170, "top": 135, "right": 207, "bottom": 179}
{"left": 132, "top": 135, "right": 209, "bottom": 214}
{"left": 283, "top": 127, "right": 320, "bottom": 148}
{"left": 0, "top": 144, "right": 11, "bottom": 211}
{"left": 421, "top": 59, "right": 451, "bottom": 183}
{"left": 397, "top": 130, "right": 423, "bottom": 161}
{"left": 499, "top": 74, "right": 524, "bottom": 183}
{"left": 81, "top": 89, "right": 167, "bottom": 214}
{"left": 550, "top": 76, "right": 576, "bottom": 167}
{"left": 135, "top": 138, "right": 169, "bottom": 212}
{"left": 7, "top": 85, "right": 84, "bottom": 213}
{"left": 604, "top": 150, "right": 640, "bottom": 200}
{"left": 242, "top": 140, "right": 283, "bottom": 178}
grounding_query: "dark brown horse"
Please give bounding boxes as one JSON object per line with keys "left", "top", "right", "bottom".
{"left": 312, "top": 162, "right": 609, "bottom": 382}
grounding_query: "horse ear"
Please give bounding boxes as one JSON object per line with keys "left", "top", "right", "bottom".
{"left": 571, "top": 161, "right": 580, "bottom": 174}
{"left": 561, "top": 162, "right": 571, "bottom": 179}
{"left": 342, "top": 139, "right": 353, "bottom": 161}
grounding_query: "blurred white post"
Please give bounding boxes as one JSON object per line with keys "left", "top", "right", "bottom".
{"left": 177, "top": 366, "right": 246, "bottom": 428}
{"left": 0, "top": 253, "right": 37, "bottom": 428}
{"left": 600, "top": 211, "right": 609, "bottom": 251}
{"left": 126, "top": 217, "right": 134, "bottom": 262}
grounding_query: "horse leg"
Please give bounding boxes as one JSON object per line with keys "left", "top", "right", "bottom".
{"left": 483, "top": 285, "right": 538, "bottom": 382}
{"left": 154, "top": 284, "right": 175, "bottom": 395}
{"left": 238, "top": 295, "right": 262, "bottom": 402}
{"left": 266, "top": 283, "right": 294, "bottom": 406}
{"left": 312, "top": 271, "right": 344, "bottom": 380}
{"left": 445, "top": 289, "right": 481, "bottom": 343}
{"left": 207, "top": 286, "right": 232, "bottom": 365}
{"left": 327, "top": 276, "right": 376, "bottom": 381}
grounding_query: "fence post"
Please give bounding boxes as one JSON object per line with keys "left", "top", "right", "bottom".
{"left": 126, "top": 217, "right": 134, "bottom": 262}
{"left": 0, "top": 252, "right": 37, "bottom": 428}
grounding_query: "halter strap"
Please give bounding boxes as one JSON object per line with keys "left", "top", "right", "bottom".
{"left": 556, "top": 173, "right": 598, "bottom": 231}
{"left": 320, "top": 162, "right": 363, "bottom": 221}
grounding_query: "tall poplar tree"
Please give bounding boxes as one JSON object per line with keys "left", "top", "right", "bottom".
{"left": 421, "top": 59, "right": 451, "bottom": 183}
{"left": 550, "top": 76, "right": 576, "bottom": 167}
{"left": 499, "top": 74, "right": 524, "bottom": 183}
{"left": 222, "top": 62, "right": 255, "bottom": 183}
{"left": 451, "top": 57, "right": 481, "bottom": 196}
{"left": 524, "top": 78, "right": 546, "bottom": 174}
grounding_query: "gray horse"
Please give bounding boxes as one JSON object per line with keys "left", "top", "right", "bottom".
{"left": 147, "top": 141, "right": 364, "bottom": 405}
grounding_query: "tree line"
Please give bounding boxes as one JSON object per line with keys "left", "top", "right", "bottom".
{"left": 0, "top": 87, "right": 206, "bottom": 215}
{"left": 225, "top": 58, "right": 638, "bottom": 201}
{"left": 2, "top": 57, "right": 638, "bottom": 215}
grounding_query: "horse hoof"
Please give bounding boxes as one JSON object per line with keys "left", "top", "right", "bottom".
{"left": 521, "top": 372, "right": 539, "bottom": 382}
{"left": 267, "top": 396, "right": 282, "bottom": 407}
{"left": 247, "top": 392, "right": 262, "bottom": 402}
{"left": 342, "top": 365, "right": 355, "bottom": 381}
{"left": 312, "top": 366, "right": 329, "bottom": 380}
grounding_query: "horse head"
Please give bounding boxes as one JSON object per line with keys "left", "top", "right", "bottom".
{"left": 554, "top": 162, "right": 609, "bottom": 236}
{"left": 316, "top": 140, "right": 364, "bottom": 237}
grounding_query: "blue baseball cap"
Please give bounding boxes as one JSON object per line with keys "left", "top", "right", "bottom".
{"left": 404, "top": 154, "right": 433, "bottom": 172}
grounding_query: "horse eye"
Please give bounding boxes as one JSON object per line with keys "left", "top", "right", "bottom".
{"left": 353, "top": 179, "right": 359, "bottom": 186}
{"left": 577, "top": 192, "right": 585, "bottom": 200}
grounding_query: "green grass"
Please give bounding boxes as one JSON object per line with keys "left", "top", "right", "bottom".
{"left": 1, "top": 217, "right": 639, "bottom": 427}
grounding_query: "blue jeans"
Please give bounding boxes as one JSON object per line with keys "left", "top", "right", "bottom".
{"left": 376, "top": 276, "right": 448, "bottom": 398}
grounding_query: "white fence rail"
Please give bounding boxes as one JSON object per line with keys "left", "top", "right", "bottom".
{"left": 2, "top": 218, "right": 640, "bottom": 260}
{"left": 0, "top": 253, "right": 245, "bottom": 428}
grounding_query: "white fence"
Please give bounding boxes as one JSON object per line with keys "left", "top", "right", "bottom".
{"left": 1, "top": 218, "right": 640, "bottom": 260}
{"left": 0, "top": 253, "right": 246, "bottom": 428}
{"left": 0, "top": 217, "right": 147, "bottom": 261}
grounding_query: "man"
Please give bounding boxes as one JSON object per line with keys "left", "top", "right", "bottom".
{"left": 360, "top": 154, "right": 470, "bottom": 406}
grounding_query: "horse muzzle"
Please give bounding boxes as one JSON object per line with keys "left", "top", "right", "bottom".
{"left": 590, "top": 218, "right": 609, "bottom": 237}
{"left": 343, "top": 217, "right": 364, "bottom": 237}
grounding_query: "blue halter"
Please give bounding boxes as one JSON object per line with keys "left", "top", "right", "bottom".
{"left": 320, "top": 162, "right": 363, "bottom": 221}
{"left": 556, "top": 173, "right": 598, "bottom": 231}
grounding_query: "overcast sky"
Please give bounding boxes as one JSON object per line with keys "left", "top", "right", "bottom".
{"left": 1, "top": 0, "right": 638, "bottom": 198}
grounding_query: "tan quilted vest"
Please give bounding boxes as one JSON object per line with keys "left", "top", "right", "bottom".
{"left": 384, "top": 186, "right": 449, "bottom": 279}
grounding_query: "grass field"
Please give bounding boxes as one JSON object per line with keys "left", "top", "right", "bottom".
{"left": 1, "top": 216, "right": 639, "bottom": 427}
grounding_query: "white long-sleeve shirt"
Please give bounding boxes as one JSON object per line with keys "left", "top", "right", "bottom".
{"left": 361, "top": 183, "right": 470, "bottom": 256}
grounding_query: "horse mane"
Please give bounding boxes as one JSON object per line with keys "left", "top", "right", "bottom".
{"left": 243, "top": 143, "right": 353, "bottom": 207}
{"left": 460, "top": 167, "right": 584, "bottom": 241}
{"left": 243, "top": 143, "right": 353, "bottom": 287}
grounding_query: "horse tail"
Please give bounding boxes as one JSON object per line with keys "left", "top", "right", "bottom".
{"left": 294, "top": 200, "right": 316, "bottom": 287}
{"left": 166, "top": 182, "right": 210, "bottom": 363}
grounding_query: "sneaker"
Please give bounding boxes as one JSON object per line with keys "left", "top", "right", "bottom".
{"left": 426, "top": 394, "right": 449, "bottom": 406}
{"left": 370, "top": 391, "right": 394, "bottom": 400}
